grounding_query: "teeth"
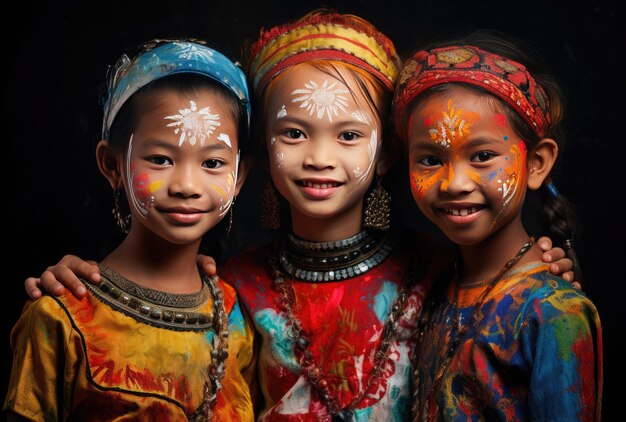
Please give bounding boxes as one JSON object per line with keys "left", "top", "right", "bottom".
{"left": 447, "top": 207, "right": 478, "bottom": 216}
{"left": 303, "top": 181, "right": 337, "bottom": 189}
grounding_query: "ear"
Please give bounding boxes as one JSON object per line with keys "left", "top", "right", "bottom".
{"left": 234, "top": 154, "right": 252, "bottom": 196}
{"left": 527, "top": 138, "right": 558, "bottom": 191}
{"left": 96, "top": 140, "right": 124, "bottom": 189}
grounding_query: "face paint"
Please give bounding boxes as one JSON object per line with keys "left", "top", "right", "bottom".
{"left": 407, "top": 86, "right": 531, "bottom": 246}
{"left": 353, "top": 129, "right": 378, "bottom": 185}
{"left": 165, "top": 100, "right": 221, "bottom": 146}
{"left": 217, "top": 133, "right": 232, "bottom": 148}
{"left": 291, "top": 79, "right": 349, "bottom": 122}
{"left": 429, "top": 99, "right": 472, "bottom": 148}
{"left": 276, "top": 105, "right": 287, "bottom": 119}
{"left": 125, "top": 135, "right": 149, "bottom": 218}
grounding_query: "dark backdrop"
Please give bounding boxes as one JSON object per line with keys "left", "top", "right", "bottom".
{"left": 4, "top": 0, "right": 621, "bottom": 418}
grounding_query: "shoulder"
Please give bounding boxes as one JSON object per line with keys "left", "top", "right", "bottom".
{"left": 512, "top": 269, "right": 600, "bottom": 326}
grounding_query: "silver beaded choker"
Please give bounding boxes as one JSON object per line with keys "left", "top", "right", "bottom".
{"left": 278, "top": 230, "right": 394, "bottom": 282}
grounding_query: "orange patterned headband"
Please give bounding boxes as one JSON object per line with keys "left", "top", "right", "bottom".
{"left": 249, "top": 12, "right": 400, "bottom": 93}
{"left": 393, "top": 45, "right": 551, "bottom": 138}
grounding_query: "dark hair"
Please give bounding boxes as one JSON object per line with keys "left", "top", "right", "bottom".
{"left": 410, "top": 29, "right": 580, "bottom": 250}
{"left": 108, "top": 73, "right": 247, "bottom": 156}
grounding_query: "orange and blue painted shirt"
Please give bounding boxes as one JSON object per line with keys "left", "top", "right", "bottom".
{"left": 220, "top": 244, "right": 432, "bottom": 421}
{"left": 4, "top": 272, "right": 255, "bottom": 421}
{"left": 414, "top": 263, "right": 603, "bottom": 421}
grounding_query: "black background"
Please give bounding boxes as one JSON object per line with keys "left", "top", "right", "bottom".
{"left": 4, "top": 0, "right": 621, "bottom": 418}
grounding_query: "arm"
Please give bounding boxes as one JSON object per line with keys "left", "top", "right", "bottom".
{"left": 523, "top": 289, "right": 602, "bottom": 421}
{"left": 25, "top": 254, "right": 218, "bottom": 299}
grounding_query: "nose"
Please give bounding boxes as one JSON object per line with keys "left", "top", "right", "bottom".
{"left": 440, "top": 163, "right": 475, "bottom": 195}
{"left": 303, "top": 138, "right": 336, "bottom": 170}
{"left": 168, "top": 164, "right": 203, "bottom": 198}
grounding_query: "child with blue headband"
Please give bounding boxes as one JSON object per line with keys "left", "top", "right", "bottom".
{"left": 4, "top": 39, "right": 255, "bottom": 421}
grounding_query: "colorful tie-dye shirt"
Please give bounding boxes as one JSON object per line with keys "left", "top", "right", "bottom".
{"left": 220, "top": 243, "right": 433, "bottom": 421}
{"left": 414, "top": 262, "right": 603, "bottom": 421}
{"left": 4, "top": 269, "right": 255, "bottom": 421}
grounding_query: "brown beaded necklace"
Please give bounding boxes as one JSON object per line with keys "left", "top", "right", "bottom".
{"left": 269, "top": 236, "right": 413, "bottom": 421}
{"left": 411, "top": 238, "right": 534, "bottom": 421}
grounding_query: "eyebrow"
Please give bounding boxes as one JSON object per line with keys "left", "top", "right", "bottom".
{"left": 142, "top": 138, "right": 231, "bottom": 151}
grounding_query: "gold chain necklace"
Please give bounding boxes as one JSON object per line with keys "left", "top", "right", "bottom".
{"left": 269, "top": 244, "right": 414, "bottom": 421}
{"left": 411, "top": 238, "right": 534, "bottom": 421}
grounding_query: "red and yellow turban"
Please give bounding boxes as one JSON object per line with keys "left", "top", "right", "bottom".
{"left": 248, "top": 11, "right": 401, "bottom": 94}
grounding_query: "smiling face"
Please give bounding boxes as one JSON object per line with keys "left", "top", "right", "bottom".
{"left": 407, "top": 85, "right": 529, "bottom": 246}
{"left": 118, "top": 88, "right": 239, "bottom": 246}
{"left": 264, "top": 63, "right": 382, "bottom": 238}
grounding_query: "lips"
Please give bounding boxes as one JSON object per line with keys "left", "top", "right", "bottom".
{"left": 160, "top": 207, "right": 208, "bottom": 224}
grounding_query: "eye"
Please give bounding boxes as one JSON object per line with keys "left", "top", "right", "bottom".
{"left": 286, "top": 129, "right": 305, "bottom": 139}
{"left": 203, "top": 159, "right": 224, "bottom": 169}
{"left": 147, "top": 156, "right": 171, "bottom": 166}
{"left": 417, "top": 156, "right": 442, "bottom": 167}
{"left": 471, "top": 151, "right": 495, "bottom": 163}
{"left": 339, "top": 131, "right": 359, "bottom": 142}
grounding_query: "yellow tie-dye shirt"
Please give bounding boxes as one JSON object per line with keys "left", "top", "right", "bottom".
{"left": 4, "top": 270, "right": 255, "bottom": 421}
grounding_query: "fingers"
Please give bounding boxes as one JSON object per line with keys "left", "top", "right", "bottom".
{"left": 24, "top": 277, "right": 43, "bottom": 300}
{"left": 59, "top": 255, "right": 101, "bottom": 283}
{"left": 197, "top": 254, "right": 217, "bottom": 276}
{"left": 40, "top": 266, "right": 87, "bottom": 298}
{"left": 536, "top": 236, "right": 552, "bottom": 251}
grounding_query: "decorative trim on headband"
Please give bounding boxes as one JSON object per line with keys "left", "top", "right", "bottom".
{"left": 102, "top": 40, "right": 251, "bottom": 139}
{"left": 249, "top": 13, "right": 400, "bottom": 93}
{"left": 393, "top": 46, "right": 550, "bottom": 138}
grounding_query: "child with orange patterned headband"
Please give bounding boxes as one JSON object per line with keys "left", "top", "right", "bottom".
{"left": 21, "top": 11, "right": 578, "bottom": 422}
{"left": 393, "top": 30, "right": 602, "bottom": 420}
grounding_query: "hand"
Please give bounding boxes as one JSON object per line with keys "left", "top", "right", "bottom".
{"left": 24, "top": 255, "right": 100, "bottom": 300}
{"left": 536, "top": 236, "right": 581, "bottom": 289}
{"left": 197, "top": 254, "right": 217, "bottom": 276}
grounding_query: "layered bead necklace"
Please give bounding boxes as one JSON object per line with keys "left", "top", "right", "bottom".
{"left": 411, "top": 238, "right": 534, "bottom": 421}
{"left": 270, "top": 230, "right": 411, "bottom": 421}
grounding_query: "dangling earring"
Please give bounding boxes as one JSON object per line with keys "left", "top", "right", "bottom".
{"left": 226, "top": 197, "right": 235, "bottom": 237}
{"left": 112, "top": 189, "right": 131, "bottom": 233}
{"left": 262, "top": 180, "right": 280, "bottom": 230}
{"left": 363, "top": 177, "right": 391, "bottom": 230}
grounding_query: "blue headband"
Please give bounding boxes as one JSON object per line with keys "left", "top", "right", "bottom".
{"left": 102, "top": 40, "right": 250, "bottom": 139}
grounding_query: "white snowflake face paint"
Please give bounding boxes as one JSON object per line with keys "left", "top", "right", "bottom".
{"left": 407, "top": 85, "right": 530, "bottom": 246}
{"left": 262, "top": 64, "right": 384, "bottom": 232}
{"left": 121, "top": 89, "right": 240, "bottom": 245}
{"left": 165, "top": 100, "right": 221, "bottom": 146}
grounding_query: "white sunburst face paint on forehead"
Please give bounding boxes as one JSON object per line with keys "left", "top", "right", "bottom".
{"left": 165, "top": 100, "right": 221, "bottom": 146}
{"left": 291, "top": 79, "right": 349, "bottom": 122}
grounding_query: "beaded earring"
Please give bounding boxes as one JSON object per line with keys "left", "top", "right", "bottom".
{"left": 112, "top": 189, "right": 131, "bottom": 233}
{"left": 363, "top": 178, "right": 391, "bottom": 230}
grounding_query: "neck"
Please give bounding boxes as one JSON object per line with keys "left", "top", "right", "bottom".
{"left": 289, "top": 201, "right": 365, "bottom": 242}
{"left": 457, "top": 218, "right": 540, "bottom": 286}
{"left": 102, "top": 228, "right": 203, "bottom": 293}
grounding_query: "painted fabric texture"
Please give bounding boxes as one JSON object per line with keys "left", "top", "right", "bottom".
{"left": 4, "top": 269, "right": 255, "bottom": 421}
{"left": 220, "top": 243, "right": 433, "bottom": 421}
{"left": 414, "top": 263, "right": 603, "bottom": 421}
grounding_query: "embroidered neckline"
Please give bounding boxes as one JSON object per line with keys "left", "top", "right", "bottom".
{"left": 85, "top": 264, "right": 215, "bottom": 332}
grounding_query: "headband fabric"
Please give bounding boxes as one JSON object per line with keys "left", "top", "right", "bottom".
{"left": 393, "top": 45, "right": 550, "bottom": 138}
{"left": 249, "top": 12, "right": 400, "bottom": 93}
{"left": 102, "top": 40, "right": 250, "bottom": 139}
